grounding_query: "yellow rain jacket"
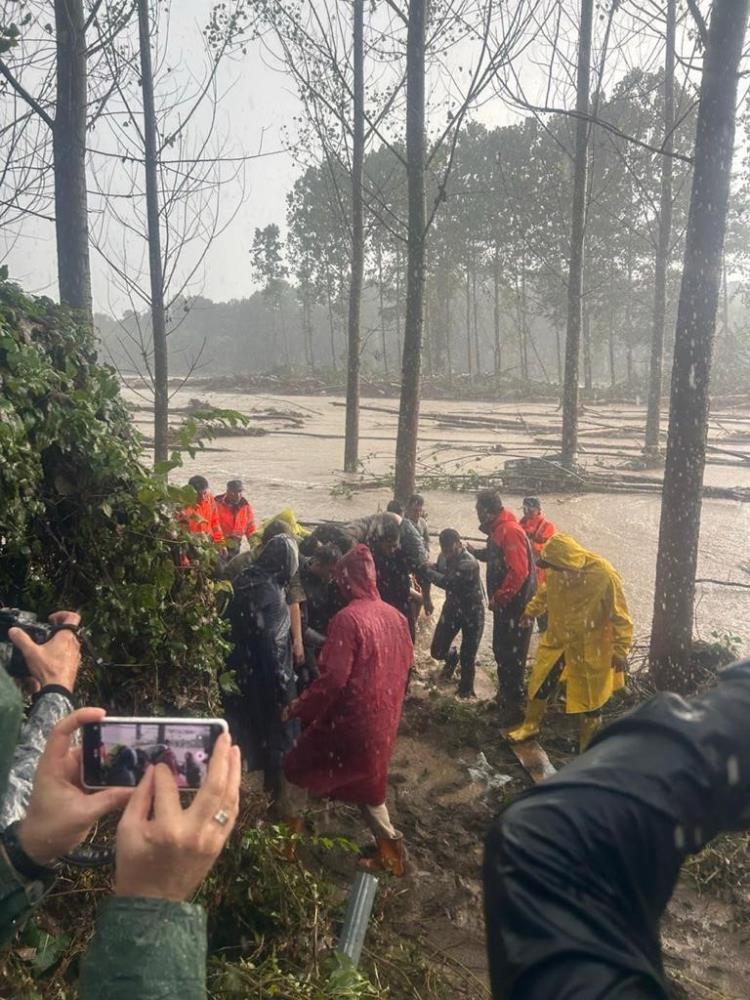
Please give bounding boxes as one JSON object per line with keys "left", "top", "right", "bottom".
{"left": 525, "top": 533, "right": 633, "bottom": 714}
{"left": 250, "top": 506, "right": 310, "bottom": 552}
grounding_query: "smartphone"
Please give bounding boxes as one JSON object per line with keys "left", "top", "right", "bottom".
{"left": 81, "top": 717, "right": 228, "bottom": 791}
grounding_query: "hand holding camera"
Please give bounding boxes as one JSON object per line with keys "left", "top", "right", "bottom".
{"left": 18, "top": 708, "right": 135, "bottom": 867}
{"left": 114, "top": 732, "right": 240, "bottom": 902}
{"left": 1, "top": 608, "right": 82, "bottom": 691}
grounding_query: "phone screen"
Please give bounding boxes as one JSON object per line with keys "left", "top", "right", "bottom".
{"left": 82, "top": 718, "right": 227, "bottom": 790}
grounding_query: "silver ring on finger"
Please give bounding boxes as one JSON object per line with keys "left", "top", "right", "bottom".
{"left": 212, "top": 809, "right": 230, "bottom": 827}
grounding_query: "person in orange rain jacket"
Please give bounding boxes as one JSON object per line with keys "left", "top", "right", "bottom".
{"left": 520, "top": 498, "right": 556, "bottom": 635}
{"left": 215, "top": 479, "right": 256, "bottom": 541}
{"left": 180, "top": 475, "right": 225, "bottom": 543}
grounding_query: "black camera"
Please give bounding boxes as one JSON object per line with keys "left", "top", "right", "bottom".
{"left": 0, "top": 609, "right": 53, "bottom": 678}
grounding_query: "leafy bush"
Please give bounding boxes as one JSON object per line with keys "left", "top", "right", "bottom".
{"left": 0, "top": 279, "right": 228, "bottom": 712}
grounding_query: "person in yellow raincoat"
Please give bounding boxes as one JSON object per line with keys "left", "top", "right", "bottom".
{"left": 507, "top": 532, "right": 633, "bottom": 751}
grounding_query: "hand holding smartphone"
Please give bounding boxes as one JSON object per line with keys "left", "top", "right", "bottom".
{"left": 82, "top": 717, "right": 228, "bottom": 791}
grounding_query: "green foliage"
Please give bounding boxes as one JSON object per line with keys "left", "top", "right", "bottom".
{"left": 0, "top": 279, "right": 228, "bottom": 712}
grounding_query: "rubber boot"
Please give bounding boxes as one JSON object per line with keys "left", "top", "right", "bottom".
{"left": 441, "top": 646, "right": 459, "bottom": 680}
{"left": 358, "top": 837, "right": 407, "bottom": 877}
{"left": 280, "top": 816, "right": 304, "bottom": 861}
{"left": 578, "top": 713, "right": 602, "bottom": 752}
{"left": 505, "top": 698, "right": 548, "bottom": 743}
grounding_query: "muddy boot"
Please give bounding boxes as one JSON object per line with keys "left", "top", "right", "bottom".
{"left": 280, "top": 816, "right": 305, "bottom": 862}
{"left": 578, "top": 713, "right": 602, "bottom": 752}
{"left": 457, "top": 687, "right": 476, "bottom": 699}
{"left": 505, "top": 698, "right": 548, "bottom": 743}
{"left": 358, "top": 837, "right": 407, "bottom": 877}
{"left": 441, "top": 646, "right": 459, "bottom": 680}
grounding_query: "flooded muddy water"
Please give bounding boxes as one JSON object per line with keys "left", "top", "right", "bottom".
{"left": 125, "top": 387, "right": 750, "bottom": 658}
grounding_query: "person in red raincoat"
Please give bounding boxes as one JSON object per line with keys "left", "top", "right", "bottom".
{"left": 283, "top": 544, "right": 413, "bottom": 875}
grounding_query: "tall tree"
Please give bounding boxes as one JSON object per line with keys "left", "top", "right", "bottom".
{"left": 393, "top": 0, "right": 425, "bottom": 502}
{"left": 650, "top": 0, "right": 750, "bottom": 689}
{"left": 560, "top": 0, "right": 594, "bottom": 467}
{"left": 54, "top": 0, "right": 92, "bottom": 323}
{"left": 344, "top": 0, "right": 364, "bottom": 473}
{"left": 0, "top": 0, "right": 115, "bottom": 324}
{"left": 137, "top": 0, "right": 167, "bottom": 464}
{"left": 643, "top": 0, "right": 676, "bottom": 457}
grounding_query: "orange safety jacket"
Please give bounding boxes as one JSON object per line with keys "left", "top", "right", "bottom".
{"left": 520, "top": 512, "right": 556, "bottom": 584}
{"left": 215, "top": 495, "right": 256, "bottom": 539}
{"left": 180, "top": 494, "right": 224, "bottom": 543}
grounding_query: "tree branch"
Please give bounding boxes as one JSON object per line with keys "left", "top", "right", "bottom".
{"left": 0, "top": 59, "right": 54, "bottom": 129}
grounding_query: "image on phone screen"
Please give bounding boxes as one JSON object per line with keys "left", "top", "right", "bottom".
{"left": 82, "top": 719, "right": 227, "bottom": 790}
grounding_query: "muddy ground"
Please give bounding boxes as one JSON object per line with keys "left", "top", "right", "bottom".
{"left": 302, "top": 614, "right": 750, "bottom": 1000}
{"left": 125, "top": 384, "right": 750, "bottom": 997}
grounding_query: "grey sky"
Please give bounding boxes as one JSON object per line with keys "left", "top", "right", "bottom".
{"left": 0, "top": 0, "right": 704, "bottom": 316}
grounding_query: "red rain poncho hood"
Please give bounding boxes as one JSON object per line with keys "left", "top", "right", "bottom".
{"left": 284, "top": 544, "right": 413, "bottom": 805}
{"left": 334, "top": 544, "right": 379, "bottom": 602}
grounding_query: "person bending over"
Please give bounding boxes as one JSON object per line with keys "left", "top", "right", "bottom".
{"left": 427, "top": 529, "right": 485, "bottom": 698}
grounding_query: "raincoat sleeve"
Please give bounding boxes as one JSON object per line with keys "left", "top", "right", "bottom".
{"left": 288, "top": 613, "right": 357, "bottom": 727}
{"left": 525, "top": 583, "right": 548, "bottom": 620}
{"left": 0, "top": 688, "right": 74, "bottom": 830}
{"left": 79, "top": 897, "right": 207, "bottom": 1000}
{"left": 609, "top": 573, "right": 633, "bottom": 660}
{"left": 209, "top": 500, "right": 225, "bottom": 544}
{"left": 245, "top": 502, "right": 257, "bottom": 537}
{"left": 0, "top": 668, "right": 49, "bottom": 947}
{"left": 493, "top": 527, "right": 530, "bottom": 607}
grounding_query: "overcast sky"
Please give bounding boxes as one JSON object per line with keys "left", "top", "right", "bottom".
{"left": 0, "top": 0, "right": 705, "bottom": 316}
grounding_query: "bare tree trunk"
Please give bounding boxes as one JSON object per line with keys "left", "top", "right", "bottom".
{"left": 326, "top": 278, "right": 337, "bottom": 370}
{"left": 344, "top": 0, "right": 364, "bottom": 472}
{"left": 137, "top": 0, "right": 169, "bottom": 465}
{"left": 561, "top": 0, "right": 594, "bottom": 467}
{"left": 394, "top": 0, "right": 425, "bottom": 502}
{"left": 445, "top": 291, "right": 453, "bottom": 382}
{"left": 493, "top": 245, "right": 501, "bottom": 375}
{"left": 424, "top": 282, "right": 433, "bottom": 375}
{"left": 650, "top": 0, "right": 749, "bottom": 689}
{"left": 722, "top": 256, "right": 730, "bottom": 337}
{"left": 472, "top": 267, "right": 480, "bottom": 374}
{"left": 582, "top": 303, "right": 593, "bottom": 391}
{"left": 395, "top": 249, "right": 403, "bottom": 360}
{"left": 377, "top": 242, "right": 388, "bottom": 374}
{"left": 465, "top": 259, "right": 472, "bottom": 374}
{"left": 608, "top": 314, "right": 616, "bottom": 388}
{"left": 644, "top": 0, "right": 675, "bottom": 455}
{"left": 520, "top": 256, "right": 529, "bottom": 379}
{"left": 54, "top": 0, "right": 93, "bottom": 326}
{"left": 555, "top": 323, "right": 562, "bottom": 384}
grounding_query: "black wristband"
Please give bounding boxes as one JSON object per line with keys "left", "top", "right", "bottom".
{"left": 33, "top": 684, "right": 74, "bottom": 703}
{"left": 1, "top": 821, "right": 58, "bottom": 881}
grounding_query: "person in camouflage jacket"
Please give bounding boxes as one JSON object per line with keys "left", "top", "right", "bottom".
{"left": 0, "top": 613, "right": 240, "bottom": 999}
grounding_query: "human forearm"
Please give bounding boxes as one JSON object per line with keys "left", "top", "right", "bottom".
{"left": 0, "top": 690, "right": 74, "bottom": 831}
{"left": 80, "top": 898, "right": 207, "bottom": 1000}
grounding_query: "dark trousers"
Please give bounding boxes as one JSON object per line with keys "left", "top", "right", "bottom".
{"left": 431, "top": 604, "right": 485, "bottom": 694}
{"left": 492, "top": 612, "right": 532, "bottom": 724}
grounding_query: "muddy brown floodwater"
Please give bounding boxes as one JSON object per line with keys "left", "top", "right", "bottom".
{"left": 125, "top": 386, "right": 750, "bottom": 659}
{"left": 123, "top": 384, "right": 750, "bottom": 998}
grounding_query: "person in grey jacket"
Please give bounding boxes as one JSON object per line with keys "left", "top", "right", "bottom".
{"left": 0, "top": 614, "right": 240, "bottom": 999}
{"left": 0, "top": 612, "right": 79, "bottom": 831}
{"left": 427, "top": 529, "right": 485, "bottom": 698}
